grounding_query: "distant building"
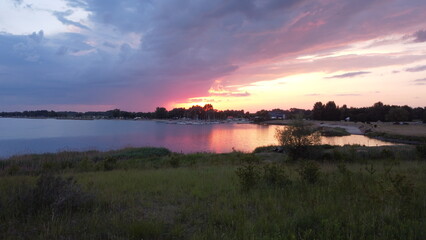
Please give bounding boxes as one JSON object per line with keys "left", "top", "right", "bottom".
{"left": 269, "top": 112, "right": 286, "bottom": 120}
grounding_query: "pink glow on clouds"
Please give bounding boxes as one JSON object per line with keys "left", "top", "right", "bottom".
{"left": 1, "top": 0, "right": 426, "bottom": 112}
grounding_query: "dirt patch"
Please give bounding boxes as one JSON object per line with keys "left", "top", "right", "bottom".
{"left": 371, "top": 123, "right": 426, "bottom": 137}
{"left": 262, "top": 120, "right": 426, "bottom": 138}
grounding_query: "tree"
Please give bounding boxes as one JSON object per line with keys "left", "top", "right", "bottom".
{"left": 254, "top": 110, "right": 270, "bottom": 122}
{"left": 154, "top": 107, "right": 168, "bottom": 119}
{"left": 312, "top": 102, "right": 324, "bottom": 120}
{"left": 323, "top": 101, "right": 340, "bottom": 121}
{"left": 186, "top": 105, "right": 204, "bottom": 120}
{"left": 371, "top": 102, "right": 386, "bottom": 121}
{"left": 385, "top": 107, "right": 410, "bottom": 122}
{"left": 203, "top": 104, "right": 215, "bottom": 120}
{"left": 423, "top": 109, "right": 426, "bottom": 123}
{"left": 168, "top": 108, "right": 186, "bottom": 119}
{"left": 111, "top": 109, "right": 121, "bottom": 118}
{"left": 275, "top": 119, "right": 320, "bottom": 160}
{"left": 340, "top": 104, "right": 348, "bottom": 120}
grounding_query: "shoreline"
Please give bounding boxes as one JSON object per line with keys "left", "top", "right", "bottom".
{"left": 261, "top": 119, "right": 425, "bottom": 144}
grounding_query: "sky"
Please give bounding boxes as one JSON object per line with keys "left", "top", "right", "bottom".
{"left": 0, "top": 0, "right": 425, "bottom": 112}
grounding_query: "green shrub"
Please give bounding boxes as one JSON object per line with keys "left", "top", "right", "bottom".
{"left": 7, "top": 174, "right": 95, "bottom": 217}
{"left": 236, "top": 164, "right": 260, "bottom": 191}
{"left": 380, "top": 149, "right": 395, "bottom": 159}
{"left": 42, "top": 161, "right": 57, "bottom": 172}
{"left": 416, "top": 144, "right": 426, "bottom": 159}
{"left": 112, "top": 147, "right": 171, "bottom": 159}
{"left": 169, "top": 155, "right": 180, "bottom": 168}
{"left": 332, "top": 149, "right": 343, "bottom": 161}
{"left": 262, "top": 163, "right": 291, "bottom": 187}
{"left": 102, "top": 157, "right": 117, "bottom": 171}
{"left": 6, "top": 164, "right": 20, "bottom": 175}
{"left": 77, "top": 158, "right": 95, "bottom": 172}
{"left": 240, "top": 154, "right": 260, "bottom": 164}
{"left": 337, "top": 163, "right": 351, "bottom": 175}
{"left": 275, "top": 119, "right": 320, "bottom": 160}
{"left": 364, "top": 164, "right": 377, "bottom": 175}
{"left": 298, "top": 161, "right": 320, "bottom": 184}
{"left": 321, "top": 152, "right": 333, "bottom": 161}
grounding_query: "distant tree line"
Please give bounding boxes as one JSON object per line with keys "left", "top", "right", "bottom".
{"left": 152, "top": 104, "right": 246, "bottom": 120}
{"left": 312, "top": 101, "right": 426, "bottom": 122}
{"left": 1, "top": 102, "right": 425, "bottom": 123}
{"left": 0, "top": 104, "right": 247, "bottom": 121}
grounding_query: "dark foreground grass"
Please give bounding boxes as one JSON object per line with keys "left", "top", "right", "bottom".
{"left": 1, "top": 147, "right": 426, "bottom": 239}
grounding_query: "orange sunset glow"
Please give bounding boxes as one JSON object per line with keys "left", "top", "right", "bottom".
{"left": 1, "top": 1, "right": 426, "bottom": 112}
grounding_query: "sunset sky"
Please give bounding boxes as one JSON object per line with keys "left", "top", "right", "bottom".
{"left": 1, "top": 0, "right": 425, "bottom": 112}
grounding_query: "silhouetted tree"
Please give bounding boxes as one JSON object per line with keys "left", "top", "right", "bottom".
{"left": 154, "top": 107, "right": 168, "bottom": 119}
{"left": 385, "top": 107, "right": 410, "bottom": 122}
{"left": 371, "top": 102, "right": 386, "bottom": 121}
{"left": 323, "top": 101, "right": 340, "bottom": 121}
{"left": 275, "top": 119, "right": 320, "bottom": 160}
{"left": 423, "top": 109, "right": 426, "bottom": 123}
{"left": 168, "top": 108, "right": 186, "bottom": 119}
{"left": 312, "top": 102, "right": 324, "bottom": 120}
{"left": 340, "top": 104, "right": 348, "bottom": 120}
{"left": 111, "top": 109, "right": 121, "bottom": 118}
{"left": 254, "top": 110, "right": 271, "bottom": 122}
{"left": 186, "top": 105, "right": 204, "bottom": 120}
{"left": 203, "top": 104, "right": 215, "bottom": 120}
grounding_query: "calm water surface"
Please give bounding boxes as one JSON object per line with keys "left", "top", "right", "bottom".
{"left": 0, "top": 118, "right": 397, "bottom": 158}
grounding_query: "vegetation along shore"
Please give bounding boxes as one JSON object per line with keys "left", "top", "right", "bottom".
{"left": 1, "top": 139, "right": 426, "bottom": 239}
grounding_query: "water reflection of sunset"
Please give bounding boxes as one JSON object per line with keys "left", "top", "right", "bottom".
{"left": 207, "top": 125, "right": 278, "bottom": 153}
{"left": 0, "top": 119, "right": 402, "bottom": 157}
{"left": 206, "top": 125, "right": 398, "bottom": 153}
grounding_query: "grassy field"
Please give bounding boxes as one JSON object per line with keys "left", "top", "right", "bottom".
{"left": 1, "top": 146, "right": 426, "bottom": 239}
{"left": 265, "top": 120, "right": 426, "bottom": 136}
{"left": 370, "top": 122, "right": 426, "bottom": 137}
{"left": 265, "top": 120, "right": 426, "bottom": 143}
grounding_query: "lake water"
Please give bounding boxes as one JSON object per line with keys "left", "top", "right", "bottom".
{"left": 0, "top": 118, "right": 397, "bottom": 158}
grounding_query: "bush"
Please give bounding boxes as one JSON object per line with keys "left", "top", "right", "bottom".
{"left": 5, "top": 165, "right": 20, "bottom": 175}
{"left": 112, "top": 147, "right": 171, "bottom": 159}
{"left": 7, "top": 174, "right": 95, "bottom": 216}
{"left": 77, "top": 158, "right": 95, "bottom": 172}
{"left": 101, "top": 157, "right": 117, "bottom": 171}
{"left": 236, "top": 164, "right": 260, "bottom": 192}
{"left": 298, "top": 161, "right": 320, "bottom": 184}
{"left": 240, "top": 154, "right": 260, "bottom": 164}
{"left": 380, "top": 149, "right": 395, "bottom": 159}
{"left": 275, "top": 119, "right": 320, "bottom": 160}
{"left": 169, "top": 154, "right": 180, "bottom": 168}
{"left": 416, "top": 144, "right": 426, "bottom": 159}
{"left": 262, "top": 163, "right": 291, "bottom": 187}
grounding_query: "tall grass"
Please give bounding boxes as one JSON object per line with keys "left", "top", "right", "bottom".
{"left": 1, "top": 147, "right": 426, "bottom": 239}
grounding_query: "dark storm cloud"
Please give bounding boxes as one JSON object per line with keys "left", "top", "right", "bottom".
{"left": 2, "top": 0, "right": 426, "bottom": 110}
{"left": 412, "top": 29, "right": 426, "bottom": 42}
